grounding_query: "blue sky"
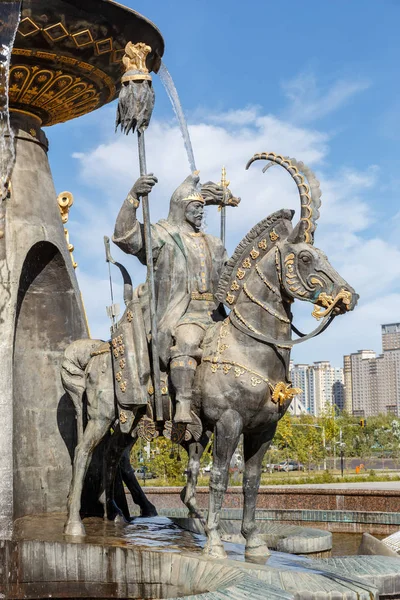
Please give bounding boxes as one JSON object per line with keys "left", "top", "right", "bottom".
{"left": 46, "top": 0, "right": 400, "bottom": 367}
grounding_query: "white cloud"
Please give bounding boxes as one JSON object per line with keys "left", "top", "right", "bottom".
{"left": 70, "top": 102, "right": 399, "bottom": 368}
{"left": 282, "top": 70, "right": 371, "bottom": 124}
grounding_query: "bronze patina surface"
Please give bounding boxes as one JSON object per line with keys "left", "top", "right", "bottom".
{"left": 9, "top": 0, "right": 164, "bottom": 126}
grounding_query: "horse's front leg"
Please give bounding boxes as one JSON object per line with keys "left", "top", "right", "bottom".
{"left": 64, "top": 416, "right": 111, "bottom": 536}
{"left": 203, "top": 410, "right": 242, "bottom": 559}
{"left": 241, "top": 426, "right": 276, "bottom": 561}
{"left": 180, "top": 431, "right": 211, "bottom": 519}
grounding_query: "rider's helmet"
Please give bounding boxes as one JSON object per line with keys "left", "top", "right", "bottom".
{"left": 167, "top": 173, "right": 204, "bottom": 225}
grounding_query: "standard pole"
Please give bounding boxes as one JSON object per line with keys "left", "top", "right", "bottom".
{"left": 137, "top": 130, "right": 163, "bottom": 421}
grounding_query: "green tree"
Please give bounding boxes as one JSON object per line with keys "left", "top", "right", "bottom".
{"left": 274, "top": 412, "right": 293, "bottom": 461}
{"left": 131, "top": 437, "right": 187, "bottom": 484}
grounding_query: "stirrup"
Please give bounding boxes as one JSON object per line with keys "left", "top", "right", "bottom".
{"left": 174, "top": 400, "right": 194, "bottom": 425}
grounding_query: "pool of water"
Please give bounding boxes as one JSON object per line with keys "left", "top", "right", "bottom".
{"left": 332, "top": 531, "right": 385, "bottom": 556}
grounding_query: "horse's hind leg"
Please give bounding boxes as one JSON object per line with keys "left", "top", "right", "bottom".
{"left": 64, "top": 416, "right": 111, "bottom": 536}
{"left": 204, "top": 410, "right": 242, "bottom": 559}
{"left": 180, "top": 431, "right": 211, "bottom": 519}
{"left": 241, "top": 427, "right": 276, "bottom": 561}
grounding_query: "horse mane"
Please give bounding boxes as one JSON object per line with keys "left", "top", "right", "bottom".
{"left": 216, "top": 208, "right": 294, "bottom": 307}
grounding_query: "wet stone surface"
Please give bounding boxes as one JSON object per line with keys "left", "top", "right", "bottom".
{"left": 6, "top": 514, "right": 400, "bottom": 599}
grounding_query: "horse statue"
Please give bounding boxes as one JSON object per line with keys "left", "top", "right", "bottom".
{"left": 62, "top": 153, "right": 358, "bottom": 560}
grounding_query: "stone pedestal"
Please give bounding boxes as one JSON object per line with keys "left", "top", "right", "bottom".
{"left": 0, "top": 112, "right": 88, "bottom": 538}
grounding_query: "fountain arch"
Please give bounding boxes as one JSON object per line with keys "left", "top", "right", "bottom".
{"left": 13, "top": 241, "right": 85, "bottom": 518}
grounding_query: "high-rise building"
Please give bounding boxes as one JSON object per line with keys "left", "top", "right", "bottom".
{"left": 290, "top": 362, "right": 310, "bottom": 412}
{"left": 290, "top": 361, "right": 344, "bottom": 416}
{"left": 343, "top": 355, "right": 353, "bottom": 413}
{"left": 382, "top": 323, "right": 400, "bottom": 351}
{"left": 349, "top": 350, "right": 376, "bottom": 417}
{"left": 347, "top": 326, "right": 400, "bottom": 417}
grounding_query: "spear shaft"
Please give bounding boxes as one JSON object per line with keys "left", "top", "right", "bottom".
{"left": 137, "top": 131, "right": 162, "bottom": 421}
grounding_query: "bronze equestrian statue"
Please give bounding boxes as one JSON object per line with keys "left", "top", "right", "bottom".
{"left": 62, "top": 152, "right": 358, "bottom": 561}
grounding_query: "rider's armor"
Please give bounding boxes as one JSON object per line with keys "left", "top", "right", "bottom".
{"left": 113, "top": 173, "right": 227, "bottom": 424}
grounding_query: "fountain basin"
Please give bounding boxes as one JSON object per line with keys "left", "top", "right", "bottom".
{"left": 10, "top": 0, "right": 164, "bottom": 126}
{"left": 4, "top": 513, "right": 400, "bottom": 599}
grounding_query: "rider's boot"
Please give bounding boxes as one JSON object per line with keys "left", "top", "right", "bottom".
{"left": 170, "top": 356, "right": 196, "bottom": 425}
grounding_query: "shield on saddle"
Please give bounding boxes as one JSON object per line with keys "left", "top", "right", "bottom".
{"left": 111, "top": 292, "right": 151, "bottom": 432}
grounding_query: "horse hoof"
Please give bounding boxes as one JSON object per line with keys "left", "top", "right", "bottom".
{"left": 203, "top": 541, "right": 227, "bottom": 559}
{"left": 141, "top": 508, "right": 158, "bottom": 518}
{"left": 245, "top": 538, "right": 270, "bottom": 563}
{"left": 64, "top": 521, "right": 86, "bottom": 537}
{"left": 188, "top": 510, "right": 202, "bottom": 520}
{"left": 113, "top": 513, "right": 128, "bottom": 525}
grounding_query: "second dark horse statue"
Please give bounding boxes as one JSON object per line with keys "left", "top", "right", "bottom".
{"left": 62, "top": 153, "right": 358, "bottom": 560}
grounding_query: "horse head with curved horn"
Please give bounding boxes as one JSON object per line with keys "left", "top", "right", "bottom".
{"left": 246, "top": 153, "right": 358, "bottom": 322}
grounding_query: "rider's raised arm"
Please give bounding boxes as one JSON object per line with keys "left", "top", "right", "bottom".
{"left": 112, "top": 174, "right": 159, "bottom": 261}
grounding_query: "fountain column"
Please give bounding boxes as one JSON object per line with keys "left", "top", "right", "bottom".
{"left": 0, "top": 0, "right": 164, "bottom": 539}
{"left": 0, "top": 111, "right": 88, "bottom": 537}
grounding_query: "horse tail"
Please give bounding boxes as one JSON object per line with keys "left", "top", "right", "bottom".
{"left": 61, "top": 338, "right": 104, "bottom": 445}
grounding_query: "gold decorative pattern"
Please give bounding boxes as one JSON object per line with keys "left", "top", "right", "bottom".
{"left": 233, "top": 307, "right": 292, "bottom": 349}
{"left": 250, "top": 248, "right": 260, "bottom": 260}
{"left": 127, "top": 310, "right": 134, "bottom": 322}
{"left": 10, "top": 49, "right": 116, "bottom": 126}
{"left": 163, "top": 420, "right": 191, "bottom": 443}
{"left": 18, "top": 17, "right": 40, "bottom": 37}
{"left": 226, "top": 293, "right": 235, "bottom": 305}
{"left": 282, "top": 252, "right": 308, "bottom": 299}
{"left": 203, "top": 356, "right": 271, "bottom": 388}
{"left": 119, "top": 411, "right": 128, "bottom": 424}
{"left": 72, "top": 29, "right": 94, "bottom": 48}
{"left": 312, "top": 289, "right": 352, "bottom": 320}
{"left": 57, "top": 191, "right": 77, "bottom": 269}
{"left": 96, "top": 38, "right": 113, "bottom": 55}
{"left": 120, "top": 381, "right": 127, "bottom": 393}
{"left": 255, "top": 264, "right": 280, "bottom": 295}
{"left": 137, "top": 415, "right": 159, "bottom": 442}
{"left": 191, "top": 291, "right": 214, "bottom": 301}
{"left": 43, "top": 22, "right": 69, "bottom": 42}
{"left": 236, "top": 268, "right": 246, "bottom": 280}
{"left": 243, "top": 283, "right": 290, "bottom": 323}
{"left": 258, "top": 239, "right": 268, "bottom": 250}
{"left": 271, "top": 382, "right": 302, "bottom": 405}
{"left": 18, "top": 17, "right": 116, "bottom": 55}
{"left": 270, "top": 229, "right": 279, "bottom": 241}
{"left": 242, "top": 257, "right": 252, "bottom": 269}
{"left": 231, "top": 280, "right": 240, "bottom": 291}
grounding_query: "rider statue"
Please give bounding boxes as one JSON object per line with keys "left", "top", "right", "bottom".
{"left": 113, "top": 172, "right": 238, "bottom": 425}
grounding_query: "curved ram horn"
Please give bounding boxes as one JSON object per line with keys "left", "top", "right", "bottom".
{"left": 246, "top": 152, "right": 321, "bottom": 244}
